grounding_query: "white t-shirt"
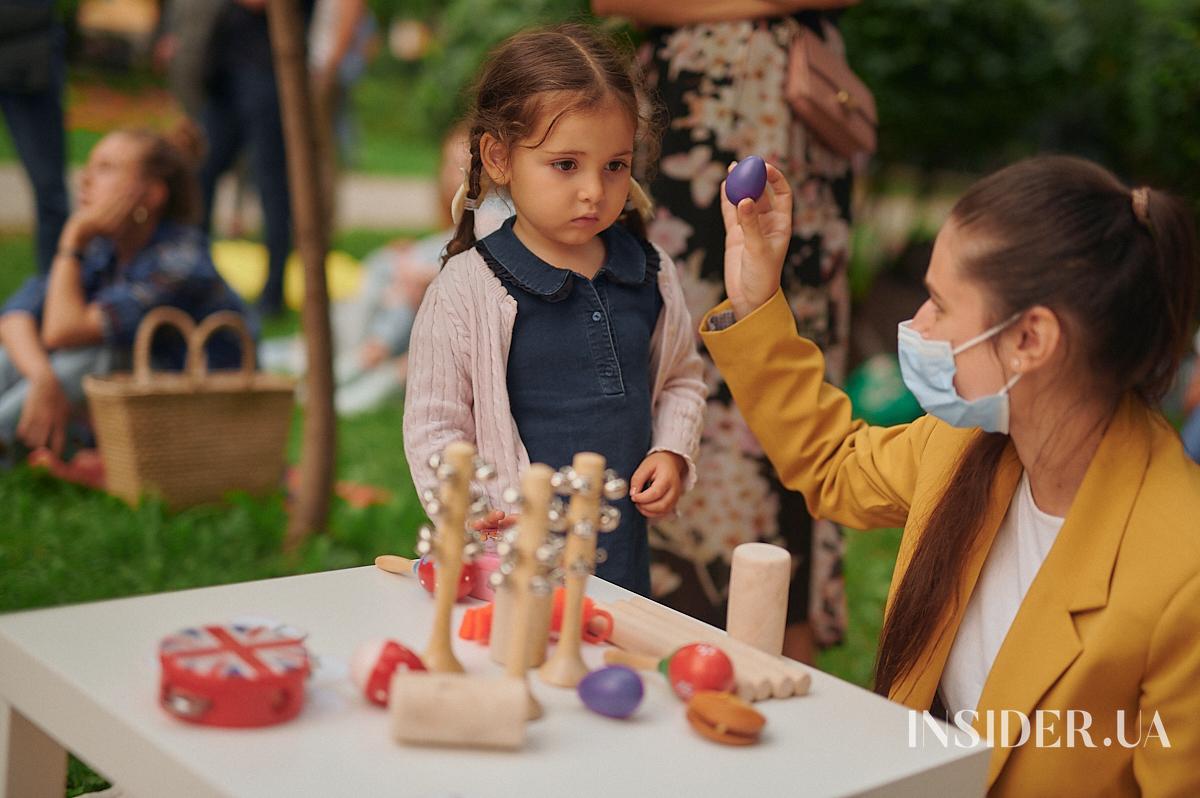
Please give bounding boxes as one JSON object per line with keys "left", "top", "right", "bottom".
{"left": 938, "top": 472, "right": 1065, "bottom": 716}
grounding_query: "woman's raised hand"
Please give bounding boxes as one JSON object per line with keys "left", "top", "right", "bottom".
{"left": 720, "top": 161, "right": 792, "bottom": 321}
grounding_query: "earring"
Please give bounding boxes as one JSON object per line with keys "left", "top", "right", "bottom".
{"left": 132, "top": 205, "right": 149, "bottom": 225}
{"left": 1011, "top": 358, "right": 1021, "bottom": 371}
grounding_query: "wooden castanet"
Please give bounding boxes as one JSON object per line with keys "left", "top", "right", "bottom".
{"left": 500, "top": 464, "right": 556, "bottom": 720}
{"left": 421, "top": 442, "right": 476, "bottom": 673}
{"left": 605, "top": 601, "right": 770, "bottom": 701}
{"left": 624, "top": 597, "right": 811, "bottom": 698}
{"left": 538, "top": 452, "right": 606, "bottom": 688}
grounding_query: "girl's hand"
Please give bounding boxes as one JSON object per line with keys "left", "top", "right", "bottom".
{"left": 720, "top": 161, "right": 793, "bottom": 321}
{"left": 629, "top": 451, "right": 688, "bottom": 519}
{"left": 470, "top": 509, "right": 518, "bottom": 539}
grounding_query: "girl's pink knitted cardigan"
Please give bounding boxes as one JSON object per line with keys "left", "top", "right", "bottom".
{"left": 403, "top": 240, "right": 707, "bottom": 514}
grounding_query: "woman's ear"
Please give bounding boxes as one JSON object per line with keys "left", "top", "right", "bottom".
{"left": 144, "top": 179, "right": 169, "bottom": 217}
{"left": 479, "top": 133, "right": 510, "bottom": 186}
{"left": 1010, "top": 305, "right": 1062, "bottom": 375}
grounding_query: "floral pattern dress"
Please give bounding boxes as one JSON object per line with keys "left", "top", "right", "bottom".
{"left": 641, "top": 15, "right": 852, "bottom": 646}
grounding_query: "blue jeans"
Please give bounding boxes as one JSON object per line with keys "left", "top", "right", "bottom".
{"left": 0, "top": 344, "right": 115, "bottom": 462}
{"left": 199, "top": 65, "right": 292, "bottom": 314}
{"left": 0, "top": 25, "right": 68, "bottom": 276}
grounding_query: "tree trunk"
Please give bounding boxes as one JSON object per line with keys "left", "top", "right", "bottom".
{"left": 266, "top": 0, "right": 336, "bottom": 549}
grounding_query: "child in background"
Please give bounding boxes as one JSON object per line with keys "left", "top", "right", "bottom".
{"left": 258, "top": 125, "right": 511, "bottom": 415}
{"left": 403, "top": 23, "right": 706, "bottom": 594}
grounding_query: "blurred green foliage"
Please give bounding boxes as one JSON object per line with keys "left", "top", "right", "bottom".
{"left": 840, "top": 0, "right": 1200, "bottom": 201}
{"left": 374, "top": 0, "right": 1200, "bottom": 202}
{"left": 401, "top": 0, "right": 590, "bottom": 138}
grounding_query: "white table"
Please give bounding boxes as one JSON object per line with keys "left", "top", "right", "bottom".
{"left": 0, "top": 566, "right": 989, "bottom": 797}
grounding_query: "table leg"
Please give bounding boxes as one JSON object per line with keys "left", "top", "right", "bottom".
{"left": 1, "top": 698, "right": 67, "bottom": 798}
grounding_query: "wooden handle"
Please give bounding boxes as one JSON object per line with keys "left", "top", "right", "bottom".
{"left": 374, "top": 555, "right": 417, "bottom": 576}
{"left": 504, "top": 463, "right": 553, "bottom": 720}
{"left": 187, "top": 310, "right": 256, "bottom": 381}
{"left": 538, "top": 452, "right": 605, "bottom": 688}
{"left": 603, "top": 648, "right": 662, "bottom": 672}
{"left": 422, "top": 441, "right": 474, "bottom": 673}
{"left": 133, "top": 306, "right": 196, "bottom": 384}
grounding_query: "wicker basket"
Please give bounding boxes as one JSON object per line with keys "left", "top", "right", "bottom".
{"left": 83, "top": 307, "right": 296, "bottom": 509}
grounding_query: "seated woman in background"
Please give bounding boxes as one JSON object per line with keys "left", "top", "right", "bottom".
{"left": 0, "top": 123, "right": 249, "bottom": 462}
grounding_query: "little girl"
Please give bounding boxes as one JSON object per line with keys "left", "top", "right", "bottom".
{"left": 403, "top": 24, "right": 706, "bottom": 595}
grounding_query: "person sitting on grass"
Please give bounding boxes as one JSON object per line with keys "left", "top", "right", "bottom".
{"left": 0, "top": 123, "right": 249, "bottom": 464}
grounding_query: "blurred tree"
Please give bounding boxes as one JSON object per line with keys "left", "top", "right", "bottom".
{"left": 408, "top": 0, "right": 588, "bottom": 137}
{"left": 366, "top": 0, "right": 439, "bottom": 26}
{"left": 841, "top": 0, "right": 1200, "bottom": 205}
{"left": 840, "top": 0, "right": 1070, "bottom": 174}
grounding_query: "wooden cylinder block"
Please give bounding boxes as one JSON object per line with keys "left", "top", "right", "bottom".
{"left": 389, "top": 672, "right": 527, "bottom": 750}
{"left": 727, "top": 543, "right": 791, "bottom": 656}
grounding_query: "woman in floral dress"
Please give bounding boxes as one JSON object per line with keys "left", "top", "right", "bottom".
{"left": 593, "top": 1, "right": 857, "bottom": 662}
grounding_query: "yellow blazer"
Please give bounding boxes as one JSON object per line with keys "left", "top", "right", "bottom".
{"left": 701, "top": 291, "right": 1200, "bottom": 797}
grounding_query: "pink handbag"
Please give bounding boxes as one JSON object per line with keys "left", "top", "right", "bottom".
{"left": 785, "top": 22, "right": 878, "bottom": 162}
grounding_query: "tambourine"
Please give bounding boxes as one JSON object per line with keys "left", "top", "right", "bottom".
{"left": 159, "top": 623, "right": 310, "bottom": 727}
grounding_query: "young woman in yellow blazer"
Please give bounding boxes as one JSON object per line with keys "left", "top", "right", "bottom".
{"left": 702, "top": 156, "right": 1199, "bottom": 796}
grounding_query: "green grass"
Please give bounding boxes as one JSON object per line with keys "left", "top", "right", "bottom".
{"left": 350, "top": 60, "right": 441, "bottom": 177}
{"left": 815, "top": 528, "right": 902, "bottom": 689}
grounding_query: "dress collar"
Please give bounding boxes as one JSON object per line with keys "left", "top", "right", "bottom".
{"left": 477, "top": 216, "right": 647, "bottom": 301}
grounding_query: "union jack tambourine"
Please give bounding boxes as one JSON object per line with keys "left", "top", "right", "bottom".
{"left": 159, "top": 623, "right": 311, "bottom": 727}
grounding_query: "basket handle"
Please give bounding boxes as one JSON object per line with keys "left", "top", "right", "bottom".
{"left": 187, "top": 311, "right": 256, "bottom": 382}
{"left": 134, "top": 306, "right": 198, "bottom": 385}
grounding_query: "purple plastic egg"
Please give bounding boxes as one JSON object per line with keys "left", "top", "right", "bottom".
{"left": 724, "top": 155, "right": 768, "bottom": 205}
{"left": 577, "top": 665, "right": 644, "bottom": 719}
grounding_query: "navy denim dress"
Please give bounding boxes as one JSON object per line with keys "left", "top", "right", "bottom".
{"left": 477, "top": 218, "right": 663, "bottom": 595}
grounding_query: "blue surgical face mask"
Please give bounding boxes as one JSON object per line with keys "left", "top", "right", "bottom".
{"left": 897, "top": 314, "right": 1021, "bottom": 434}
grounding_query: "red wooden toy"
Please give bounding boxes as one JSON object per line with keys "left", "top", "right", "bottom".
{"left": 350, "top": 639, "right": 427, "bottom": 706}
{"left": 159, "top": 623, "right": 310, "bottom": 727}
{"left": 666, "top": 643, "right": 736, "bottom": 701}
{"left": 415, "top": 555, "right": 475, "bottom": 601}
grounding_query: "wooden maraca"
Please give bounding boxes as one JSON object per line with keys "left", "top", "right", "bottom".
{"left": 538, "top": 453, "right": 626, "bottom": 688}
{"left": 374, "top": 554, "right": 475, "bottom": 600}
{"left": 416, "top": 441, "right": 494, "bottom": 673}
